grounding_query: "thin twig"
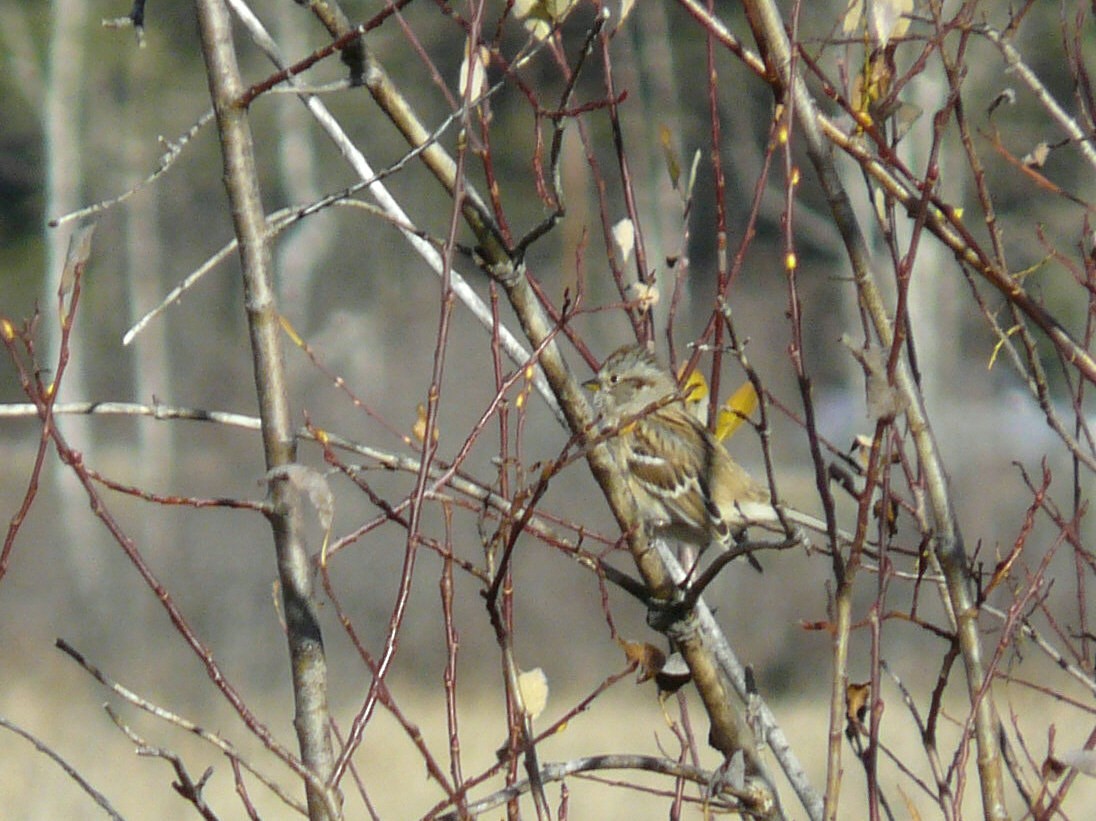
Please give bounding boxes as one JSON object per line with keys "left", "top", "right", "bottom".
{"left": 55, "top": 639, "right": 308, "bottom": 815}
{"left": 0, "top": 715, "right": 125, "bottom": 820}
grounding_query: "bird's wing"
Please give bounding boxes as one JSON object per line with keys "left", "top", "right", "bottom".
{"left": 624, "top": 410, "right": 713, "bottom": 534}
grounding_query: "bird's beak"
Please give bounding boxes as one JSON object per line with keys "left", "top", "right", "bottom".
{"left": 582, "top": 377, "right": 600, "bottom": 393}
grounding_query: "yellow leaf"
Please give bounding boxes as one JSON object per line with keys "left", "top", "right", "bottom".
{"left": 714, "top": 380, "right": 757, "bottom": 442}
{"left": 412, "top": 403, "right": 438, "bottom": 444}
{"left": 678, "top": 366, "right": 709, "bottom": 423}
{"left": 678, "top": 366, "right": 708, "bottom": 403}
{"left": 842, "top": 0, "right": 863, "bottom": 34}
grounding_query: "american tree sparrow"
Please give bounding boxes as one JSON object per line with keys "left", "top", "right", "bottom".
{"left": 584, "top": 344, "right": 834, "bottom": 552}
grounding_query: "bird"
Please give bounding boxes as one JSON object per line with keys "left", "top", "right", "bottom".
{"left": 583, "top": 343, "right": 837, "bottom": 554}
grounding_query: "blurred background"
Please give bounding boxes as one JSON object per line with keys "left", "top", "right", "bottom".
{"left": 2, "top": 0, "right": 1094, "bottom": 817}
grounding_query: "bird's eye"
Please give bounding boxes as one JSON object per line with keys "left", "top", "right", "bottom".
{"left": 609, "top": 374, "right": 619, "bottom": 384}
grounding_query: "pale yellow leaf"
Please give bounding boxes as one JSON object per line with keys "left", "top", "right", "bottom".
{"left": 873, "top": 186, "right": 888, "bottom": 223}
{"left": 513, "top": 0, "right": 574, "bottom": 40}
{"left": 517, "top": 667, "right": 549, "bottom": 718}
{"left": 542, "top": 0, "right": 575, "bottom": 20}
{"left": 842, "top": 0, "right": 863, "bottom": 34}
{"left": 412, "top": 403, "right": 439, "bottom": 444}
{"left": 869, "top": 0, "right": 913, "bottom": 47}
{"left": 459, "top": 42, "right": 488, "bottom": 100}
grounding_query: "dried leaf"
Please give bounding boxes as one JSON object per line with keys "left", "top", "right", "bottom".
{"left": 873, "top": 186, "right": 888, "bottom": 223}
{"left": 512, "top": 0, "right": 550, "bottom": 40}
{"left": 1023, "top": 142, "right": 1050, "bottom": 169}
{"left": 517, "top": 667, "right": 549, "bottom": 718}
{"left": 619, "top": 637, "right": 666, "bottom": 683}
{"left": 542, "top": 0, "right": 575, "bottom": 18}
{"left": 841, "top": 0, "right": 864, "bottom": 35}
{"left": 59, "top": 222, "right": 96, "bottom": 322}
{"left": 412, "top": 403, "right": 439, "bottom": 444}
{"left": 868, "top": 0, "right": 912, "bottom": 47}
{"left": 513, "top": 0, "right": 574, "bottom": 40}
{"left": 1055, "top": 748, "right": 1096, "bottom": 777}
{"left": 846, "top": 681, "right": 871, "bottom": 728}
{"left": 459, "top": 41, "right": 489, "bottom": 101}
{"left": 844, "top": 0, "right": 911, "bottom": 45}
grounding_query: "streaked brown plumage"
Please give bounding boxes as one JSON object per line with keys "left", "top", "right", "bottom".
{"left": 585, "top": 344, "right": 830, "bottom": 550}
